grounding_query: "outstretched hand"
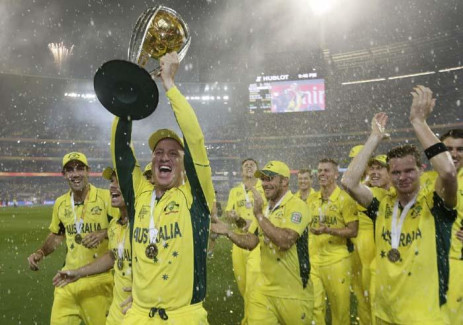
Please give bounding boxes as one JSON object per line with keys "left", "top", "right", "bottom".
{"left": 159, "top": 52, "right": 179, "bottom": 91}
{"left": 250, "top": 187, "right": 264, "bottom": 217}
{"left": 53, "top": 269, "right": 81, "bottom": 287}
{"left": 82, "top": 230, "right": 107, "bottom": 249}
{"left": 27, "top": 251, "right": 43, "bottom": 271}
{"left": 371, "top": 112, "right": 389, "bottom": 139}
{"left": 410, "top": 85, "right": 435, "bottom": 123}
{"left": 211, "top": 219, "right": 231, "bottom": 236}
{"left": 310, "top": 223, "right": 328, "bottom": 236}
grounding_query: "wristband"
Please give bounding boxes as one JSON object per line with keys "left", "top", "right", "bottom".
{"left": 424, "top": 143, "right": 448, "bottom": 160}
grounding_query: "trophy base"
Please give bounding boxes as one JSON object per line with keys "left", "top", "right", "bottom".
{"left": 94, "top": 60, "right": 159, "bottom": 120}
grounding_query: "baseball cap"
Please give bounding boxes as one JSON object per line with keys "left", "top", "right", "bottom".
{"left": 102, "top": 167, "right": 115, "bottom": 180}
{"left": 368, "top": 154, "right": 387, "bottom": 167}
{"left": 254, "top": 160, "right": 290, "bottom": 179}
{"left": 148, "top": 129, "right": 184, "bottom": 151}
{"left": 143, "top": 162, "right": 152, "bottom": 176}
{"left": 349, "top": 145, "right": 364, "bottom": 158}
{"left": 62, "top": 152, "right": 89, "bottom": 169}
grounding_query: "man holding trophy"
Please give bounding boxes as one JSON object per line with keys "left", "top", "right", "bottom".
{"left": 94, "top": 6, "right": 215, "bottom": 324}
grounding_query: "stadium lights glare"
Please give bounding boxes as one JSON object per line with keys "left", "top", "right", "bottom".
{"left": 185, "top": 95, "right": 229, "bottom": 101}
{"left": 309, "top": 0, "right": 337, "bottom": 16}
{"left": 341, "top": 78, "right": 386, "bottom": 85}
{"left": 341, "top": 67, "right": 458, "bottom": 85}
{"left": 438, "top": 66, "right": 463, "bottom": 73}
{"left": 64, "top": 92, "right": 97, "bottom": 100}
{"left": 388, "top": 71, "right": 435, "bottom": 80}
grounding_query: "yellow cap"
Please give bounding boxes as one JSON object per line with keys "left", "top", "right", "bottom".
{"left": 102, "top": 167, "right": 115, "bottom": 180}
{"left": 349, "top": 145, "right": 364, "bottom": 158}
{"left": 255, "top": 160, "right": 290, "bottom": 178}
{"left": 62, "top": 152, "right": 89, "bottom": 168}
{"left": 148, "top": 129, "right": 183, "bottom": 151}
{"left": 368, "top": 154, "right": 387, "bottom": 167}
{"left": 143, "top": 162, "right": 152, "bottom": 175}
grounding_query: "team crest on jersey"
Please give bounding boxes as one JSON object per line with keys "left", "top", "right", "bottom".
{"left": 291, "top": 212, "right": 302, "bottom": 224}
{"left": 410, "top": 204, "right": 422, "bottom": 218}
{"left": 63, "top": 208, "right": 73, "bottom": 220}
{"left": 139, "top": 205, "right": 150, "bottom": 221}
{"left": 91, "top": 206, "right": 102, "bottom": 215}
{"left": 384, "top": 204, "right": 393, "bottom": 219}
{"left": 164, "top": 201, "right": 180, "bottom": 215}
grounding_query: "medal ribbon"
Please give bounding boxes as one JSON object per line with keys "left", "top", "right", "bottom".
{"left": 242, "top": 183, "right": 251, "bottom": 207}
{"left": 70, "top": 192, "right": 88, "bottom": 236}
{"left": 390, "top": 193, "right": 418, "bottom": 250}
{"left": 117, "top": 222, "right": 128, "bottom": 261}
{"left": 149, "top": 191, "right": 159, "bottom": 245}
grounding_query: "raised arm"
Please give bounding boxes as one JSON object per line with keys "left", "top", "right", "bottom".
{"left": 342, "top": 113, "right": 389, "bottom": 208}
{"left": 110, "top": 117, "right": 140, "bottom": 226}
{"left": 409, "top": 85, "right": 457, "bottom": 207}
{"left": 160, "top": 52, "right": 215, "bottom": 212}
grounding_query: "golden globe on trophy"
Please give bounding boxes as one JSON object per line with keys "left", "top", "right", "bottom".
{"left": 94, "top": 6, "right": 191, "bottom": 120}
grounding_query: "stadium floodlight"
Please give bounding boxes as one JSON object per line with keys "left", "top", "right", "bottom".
{"left": 309, "top": 0, "right": 337, "bottom": 16}
{"left": 388, "top": 71, "right": 435, "bottom": 80}
{"left": 438, "top": 66, "right": 463, "bottom": 73}
{"left": 342, "top": 78, "right": 386, "bottom": 85}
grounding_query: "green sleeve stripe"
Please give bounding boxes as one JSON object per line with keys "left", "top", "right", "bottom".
{"left": 112, "top": 117, "right": 137, "bottom": 245}
{"left": 365, "top": 197, "right": 380, "bottom": 226}
{"left": 184, "top": 140, "right": 210, "bottom": 304}
{"left": 296, "top": 227, "right": 310, "bottom": 288}
{"left": 432, "top": 192, "right": 457, "bottom": 306}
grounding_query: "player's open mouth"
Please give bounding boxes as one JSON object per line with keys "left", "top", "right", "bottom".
{"left": 111, "top": 192, "right": 120, "bottom": 199}
{"left": 159, "top": 165, "right": 172, "bottom": 175}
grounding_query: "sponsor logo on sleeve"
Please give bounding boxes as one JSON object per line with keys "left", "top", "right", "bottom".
{"left": 291, "top": 212, "right": 302, "bottom": 224}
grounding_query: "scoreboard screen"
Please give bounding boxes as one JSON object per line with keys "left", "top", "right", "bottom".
{"left": 249, "top": 73, "right": 325, "bottom": 113}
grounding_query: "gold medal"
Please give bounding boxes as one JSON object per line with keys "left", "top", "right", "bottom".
{"left": 387, "top": 248, "right": 400, "bottom": 262}
{"left": 75, "top": 234, "right": 82, "bottom": 244}
{"left": 117, "top": 259, "right": 124, "bottom": 270}
{"left": 145, "top": 243, "right": 158, "bottom": 259}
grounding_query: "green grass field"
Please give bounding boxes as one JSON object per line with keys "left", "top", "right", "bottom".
{"left": 0, "top": 206, "right": 243, "bottom": 325}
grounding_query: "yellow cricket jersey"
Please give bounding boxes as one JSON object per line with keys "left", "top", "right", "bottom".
{"left": 225, "top": 180, "right": 265, "bottom": 225}
{"left": 250, "top": 191, "right": 311, "bottom": 300}
{"left": 107, "top": 217, "right": 132, "bottom": 313}
{"left": 365, "top": 187, "right": 457, "bottom": 323}
{"left": 111, "top": 86, "right": 215, "bottom": 311}
{"left": 420, "top": 169, "right": 463, "bottom": 260}
{"left": 420, "top": 169, "right": 438, "bottom": 190}
{"left": 49, "top": 184, "right": 113, "bottom": 271}
{"left": 294, "top": 189, "right": 312, "bottom": 206}
{"left": 449, "top": 168, "right": 463, "bottom": 260}
{"left": 308, "top": 186, "right": 359, "bottom": 267}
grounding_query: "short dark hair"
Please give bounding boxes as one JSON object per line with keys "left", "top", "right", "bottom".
{"left": 241, "top": 158, "right": 258, "bottom": 168}
{"left": 318, "top": 158, "right": 338, "bottom": 167}
{"left": 298, "top": 168, "right": 312, "bottom": 176}
{"left": 440, "top": 129, "right": 463, "bottom": 141}
{"left": 386, "top": 144, "right": 422, "bottom": 169}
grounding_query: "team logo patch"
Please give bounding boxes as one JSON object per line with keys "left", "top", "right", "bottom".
{"left": 91, "top": 206, "right": 102, "bottom": 215}
{"left": 164, "top": 201, "right": 180, "bottom": 214}
{"left": 291, "top": 212, "right": 302, "bottom": 224}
